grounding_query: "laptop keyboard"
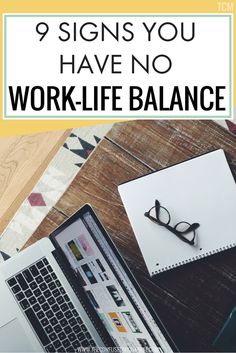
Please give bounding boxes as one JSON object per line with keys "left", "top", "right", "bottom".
{"left": 7, "top": 257, "right": 97, "bottom": 352}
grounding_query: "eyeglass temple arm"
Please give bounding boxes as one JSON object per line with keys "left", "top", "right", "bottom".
{"left": 144, "top": 213, "right": 196, "bottom": 245}
{"left": 165, "top": 224, "right": 197, "bottom": 245}
{"left": 181, "top": 222, "right": 200, "bottom": 234}
{"left": 155, "top": 200, "right": 161, "bottom": 219}
{"left": 144, "top": 211, "right": 159, "bottom": 224}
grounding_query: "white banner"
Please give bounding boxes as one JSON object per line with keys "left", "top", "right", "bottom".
{"left": 3, "top": 14, "right": 233, "bottom": 119}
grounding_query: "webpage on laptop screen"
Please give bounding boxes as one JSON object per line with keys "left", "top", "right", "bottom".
{"left": 54, "top": 211, "right": 173, "bottom": 353}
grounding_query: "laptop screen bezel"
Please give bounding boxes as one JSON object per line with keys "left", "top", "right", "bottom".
{"left": 49, "top": 203, "right": 178, "bottom": 352}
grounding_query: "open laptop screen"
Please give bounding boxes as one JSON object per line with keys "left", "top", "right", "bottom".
{"left": 52, "top": 206, "right": 174, "bottom": 353}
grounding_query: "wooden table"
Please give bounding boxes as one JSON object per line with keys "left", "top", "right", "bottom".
{"left": 27, "top": 120, "right": 236, "bottom": 352}
{"left": 0, "top": 130, "right": 69, "bottom": 234}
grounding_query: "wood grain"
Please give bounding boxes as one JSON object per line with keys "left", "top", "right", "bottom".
{"left": 53, "top": 138, "right": 215, "bottom": 351}
{"left": 30, "top": 120, "right": 236, "bottom": 352}
{"left": 107, "top": 120, "right": 236, "bottom": 176}
{"left": 55, "top": 138, "right": 151, "bottom": 270}
{"left": 0, "top": 130, "right": 70, "bottom": 234}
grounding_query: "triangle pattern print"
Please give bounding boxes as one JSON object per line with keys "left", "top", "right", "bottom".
{"left": 28, "top": 193, "right": 47, "bottom": 207}
{"left": 0, "top": 124, "right": 113, "bottom": 263}
{"left": 226, "top": 120, "right": 236, "bottom": 135}
{"left": 64, "top": 137, "right": 95, "bottom": 159}
{"left": 63, "top": 131, "right": 104, "bottom": 167}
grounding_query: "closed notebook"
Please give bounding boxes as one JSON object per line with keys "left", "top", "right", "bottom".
{"left": 118, "top": 149, "right": 236, "bottom": 276}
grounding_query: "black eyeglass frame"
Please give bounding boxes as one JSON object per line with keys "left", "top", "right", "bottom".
{"left": 144, "top": 200, "right": 200, "bottom": 246}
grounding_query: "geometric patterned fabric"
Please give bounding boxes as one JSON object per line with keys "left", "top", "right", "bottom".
{"left": 0, "top": 124, "right": 112, "bottom": 263}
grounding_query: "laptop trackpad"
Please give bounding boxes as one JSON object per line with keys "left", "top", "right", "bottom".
{"left": 0, "top": 318, "right": 35, "bottom": 352}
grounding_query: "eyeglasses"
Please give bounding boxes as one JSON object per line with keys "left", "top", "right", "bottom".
{"left": 144, "top": 200, "right": 200, "bottom": 246}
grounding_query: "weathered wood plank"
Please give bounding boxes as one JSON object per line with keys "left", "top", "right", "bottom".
{"left": 51, "top": 134, "right": 234, "bottom": 351}
{"left": 106, "top": 120, "right": 236, "bottom": 176}
{"left": 105, "top": 120, "right": 236, "bottom": 350}
{"left": 55, "top": 138, "right": 151, "bottom": 270}
{"left": 106, "top": 120, "right": 236, "bottom": 343}
{"left": 106, "top": 121, "right": 236, "bottom": 300}
{"left": 135, "top": 273, "right": 217, "bottom": 352}
{"left": 28, "top": 121, "right": 236, "bottom": 351}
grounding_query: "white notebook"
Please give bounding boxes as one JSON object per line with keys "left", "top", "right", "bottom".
{"left": 118, "top": 149, "right": 236, "bottom": 276}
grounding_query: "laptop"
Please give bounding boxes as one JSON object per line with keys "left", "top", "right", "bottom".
{"left": 0, "top": 204, "right": 177, "bottom": 353}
